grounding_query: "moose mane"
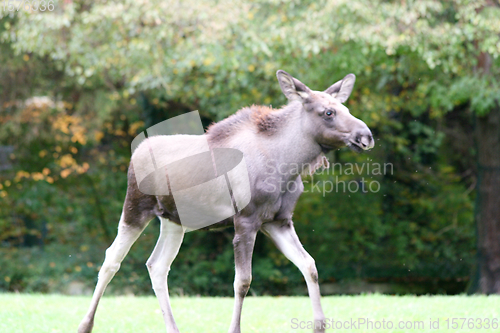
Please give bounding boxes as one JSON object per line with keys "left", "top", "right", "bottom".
{"left": 206, "top": 104, "right": 290, "bottom": 142}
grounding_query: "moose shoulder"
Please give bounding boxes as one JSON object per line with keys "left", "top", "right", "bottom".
{"left": 78, "top": 70, "right": 374, "bottom": 333}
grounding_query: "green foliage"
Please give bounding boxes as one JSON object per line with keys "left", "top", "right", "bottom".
{"left": 1, "top": 0, "right": 495, "bottom": 295}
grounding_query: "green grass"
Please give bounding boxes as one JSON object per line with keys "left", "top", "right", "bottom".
{"left": 0, "top": 294, "right": 499, "bottom": 332}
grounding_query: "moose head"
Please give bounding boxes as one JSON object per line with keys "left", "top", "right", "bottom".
{"left": 276, "top": 70, "right": 374, "bottom": 154}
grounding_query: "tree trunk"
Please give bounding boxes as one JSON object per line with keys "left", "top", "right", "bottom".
{"left": 475, "top": 102, "right": 500, "bottom": 294}
{"left": 473, "top": 49, "right": 500, "bottom": 294}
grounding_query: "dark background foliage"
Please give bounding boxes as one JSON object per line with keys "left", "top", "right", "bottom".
{"left": 1, "top": 0, "right": 499, "bottom": 295}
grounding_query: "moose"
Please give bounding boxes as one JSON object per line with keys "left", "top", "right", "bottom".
{"left": 78, "top": 70, "right": 374, "bottom": 333}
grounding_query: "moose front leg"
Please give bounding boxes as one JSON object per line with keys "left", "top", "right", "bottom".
{"left": 228, "top": 219, "right": 259, "bottom": 333}
{"left": 262, "top": 220, "right": 326, "bottom": 333}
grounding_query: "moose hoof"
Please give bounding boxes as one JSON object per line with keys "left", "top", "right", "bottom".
{"left": 313, "top": 319, "right": 326, "bottom": 333}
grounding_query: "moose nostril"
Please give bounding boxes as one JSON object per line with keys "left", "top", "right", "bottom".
{"left": 359, "top": 135, "right": 370, "bottom": 148}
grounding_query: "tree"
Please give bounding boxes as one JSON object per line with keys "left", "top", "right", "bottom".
{"left": 324, "top": 0, "right": 500, "bottom": 293}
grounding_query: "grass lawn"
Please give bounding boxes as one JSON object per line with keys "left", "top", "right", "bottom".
{"left": 0, "top": 293, "right": 499, "bottom": 332}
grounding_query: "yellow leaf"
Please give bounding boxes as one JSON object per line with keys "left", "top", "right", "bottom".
{"left": 251, "top": 88, "right": 261, "bottom": 98}
{"left": 60, "top": 169, "right": 72, "bottom": 179}
{"left": 59, "top": 154, "right": 76, "bottom": 168}
{"left": 129, "top": 121, "right": 145, "bottom": 135}
{"left": 371, "top": 112, "right": 380, "bottom": 121}
{"left": 203, "top": 58, "right": 213, "bottom": 66}
{"left": 71, "top": 132, "right": 87, "bottom": 145}
{"left": 95, "top": 131, "right": 104, "bottom": 142}
{"left": 31, "top": 172, "right": 44, "bottom": 181}
{"left": 115, "top": 129, "right": 126, "bottom": 137}
{"left": 248, "top": 64, "right": 255, "bottom": 72}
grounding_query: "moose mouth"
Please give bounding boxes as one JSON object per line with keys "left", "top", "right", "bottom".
{"left": 319, "top": 143, "right": 336, "bottom": 154}
{"left": 320, "top": 142, "right": 364, "bottom": 153}
{"left": 346, "top": 141, "right": 364, "bottom": 153}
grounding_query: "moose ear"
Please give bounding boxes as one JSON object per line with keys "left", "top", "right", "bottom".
{"left": 324, "top": 74, "right": 356, "bottom": 103}
{"left": 276, "top": 70, "right": 310, "bottom": 101}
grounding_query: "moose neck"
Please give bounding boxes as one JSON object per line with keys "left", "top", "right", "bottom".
{"left": 264, "top": 100, "right": 323, "bottom": 176}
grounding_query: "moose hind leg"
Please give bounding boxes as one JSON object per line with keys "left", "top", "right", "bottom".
{"left": 78, "top": 214, "right": 148, "bottom": 333}
{"left": 228, "top": 221, "right": 258, "bottom": 333}
{"left": 146, "top": 217, "right": 185, "bottom": 333}
{"left": 262, "top": 220, "right": 326, "bottom": 333}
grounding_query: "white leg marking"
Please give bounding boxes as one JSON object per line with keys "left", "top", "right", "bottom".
{"left": 146, "top": 217, "right": 185, "bottom": 333}
{"left": 262, "top": 221, "right": 326, "bottom": 333}
{"left": 78, "top": 214, "right": 146, "bottom": 333}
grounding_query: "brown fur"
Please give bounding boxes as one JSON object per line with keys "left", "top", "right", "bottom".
{"left": 206, "top": 104, "right": 285, "bottom": 141}
{"left": 250, "top": 105, "right": 282, "bottom": 133}
{"left": 122, "top": 163, "right": 159, "bottom": 228}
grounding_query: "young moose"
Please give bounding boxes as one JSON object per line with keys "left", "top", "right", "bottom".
{"left": 78, "top": 70, "right": 374, "bottom": 333}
